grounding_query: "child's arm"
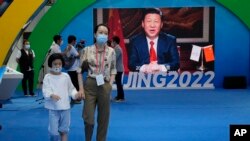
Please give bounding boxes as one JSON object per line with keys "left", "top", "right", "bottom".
{"left": 77, "top": 71, "right": 85, "bottom": 99}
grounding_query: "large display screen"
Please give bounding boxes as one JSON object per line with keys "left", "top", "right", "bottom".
{"left": 94, "top": 7, "right": 215, "bottom": 89}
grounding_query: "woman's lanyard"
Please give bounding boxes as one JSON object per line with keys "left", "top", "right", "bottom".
{"left": 95, "top": 45, "right": 106, "bottom": 74}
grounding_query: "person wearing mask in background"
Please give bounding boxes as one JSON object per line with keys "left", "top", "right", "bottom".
{"left": 75, "top": 39, "right": 86, "bottom": 57}
{"left": 111, "top": 36, "right": 125, "bottom": 102}
{"left": 16, "top": 39, "right": 35, "bottom": 96}
{"left": 76, "top": 39, "right": 86, "bottom": 50}
{"left": 64, "top": 35, "right": 81, "bottom": 104}
{"left": 77, "top": 24, "right": 116, "bottom": 141}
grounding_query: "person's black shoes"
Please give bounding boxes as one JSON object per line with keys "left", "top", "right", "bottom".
{"left": 30, "top": 93, "right": 36, "bottom": 97}
{"left": 24, "top": 92, "right": 36, "bottom": 97}
{"left": 113, "top": 97, "right": 125, "bottom": 102}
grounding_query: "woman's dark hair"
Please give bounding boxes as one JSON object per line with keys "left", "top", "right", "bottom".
{"left": 94, "top": 23, "right": 109, "bottom": 34}
{"left": 48, "top": 53, "right": 65, "bottom": 67}
{"left": 107, "top": 40, "right": 112, "bottom": 46}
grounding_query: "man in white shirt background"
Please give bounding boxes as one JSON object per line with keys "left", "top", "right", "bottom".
{"left": 64, "top": 35, "right": 81, "bottom": 104}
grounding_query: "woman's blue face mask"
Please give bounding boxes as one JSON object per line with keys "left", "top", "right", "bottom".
{"left": 96, "top": 34, "right": 108, "bottom": 45}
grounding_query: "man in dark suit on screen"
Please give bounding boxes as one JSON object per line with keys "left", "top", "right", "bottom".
{"left": 128, "top": 8, "right": 180, "bottom": 73}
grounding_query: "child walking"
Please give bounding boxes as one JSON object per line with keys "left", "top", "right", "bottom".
{"left": 42, "top": 53, "right": 81, "bottom": 141}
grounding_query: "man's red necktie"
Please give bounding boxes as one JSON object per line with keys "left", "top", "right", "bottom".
{"left": 150, "top": 41, "right": 157, "bottom": 62}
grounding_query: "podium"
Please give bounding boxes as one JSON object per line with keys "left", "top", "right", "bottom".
{"left": 0, "top": 66, "right": 23, "bottom": 130}
{"left": 0, "top": 66, "right": 23, "bottom": 100}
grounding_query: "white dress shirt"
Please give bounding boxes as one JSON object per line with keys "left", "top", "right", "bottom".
{"left": 42, "top": 72, "right": 78, "bottom": 110}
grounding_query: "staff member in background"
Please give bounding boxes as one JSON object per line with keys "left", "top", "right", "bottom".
{"left": 111, "top": 36, "right": 125, "bottom": 102}
{"left": 16, "top": 39, "right": 35, "bottom": 96}
{"left": 50, "top": 34, "right": 64, "bottom": 54}
{"left": 77, "top": 24, "right": 116, "bottom": 141}
{"left": 64, "top": 35, "right": 81, "bottom": 104}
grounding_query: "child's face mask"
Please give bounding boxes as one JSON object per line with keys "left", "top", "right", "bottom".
{"left": 51, "top": 66, "right": 62, "bottom": 73}
{"left": 51, "top": 59, "right": 63, "bottom": 73}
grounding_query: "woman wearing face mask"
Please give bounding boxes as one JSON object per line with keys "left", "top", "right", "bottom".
{"left": 77, "top": 24, "right": 117, "bottom": 141}
{"left": 16, "top": 39, "right": 36, "bottom": 96}
{"left": 43, "top": 53, "right": 81, "bottom": 141}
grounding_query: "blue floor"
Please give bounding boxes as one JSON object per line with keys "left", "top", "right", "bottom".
{"left": 1, "top": 89, "right": 250, "bottom": 141}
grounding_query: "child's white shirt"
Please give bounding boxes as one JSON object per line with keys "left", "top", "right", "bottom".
{"left": 42, "top": 72, "right": 78, "bottom": 110}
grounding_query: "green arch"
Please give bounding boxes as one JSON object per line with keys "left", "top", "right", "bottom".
{"left": 216, "top": 0, "right": 250, "bottom": 29}
{"left": 29, "top": 0, "right": 95, "bottom": 86}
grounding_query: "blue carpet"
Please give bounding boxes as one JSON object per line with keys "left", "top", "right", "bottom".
{"left": 1, "top": 89, "right": 250, "bottom": 141}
